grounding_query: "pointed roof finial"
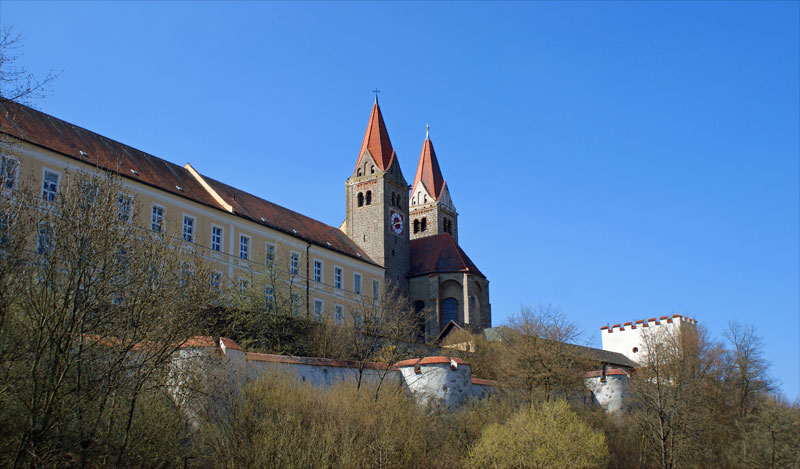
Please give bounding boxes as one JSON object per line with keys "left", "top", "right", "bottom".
{"left": 426, "top": 123, "right": 430, "bottom": 139}
{"left": 356, "top": 96, "right": 395, "bottom": 171}
{"left": 372, "top": 88, "right": 381, "bottom": 104}
{"left": 413, "top": 131, "right": 445, "bottom": 201}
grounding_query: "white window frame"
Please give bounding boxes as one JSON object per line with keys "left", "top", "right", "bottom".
{"left": 36, "top": 223, "right": 54, "bottom": 254}
{"left": 182, "top": 214, "right": 196, "bottom": 242}
{"left": 211, "top": 225, "right": 223, "bottom": 252}
{"left": 313, "top": 298, "right": 324, "bottom": 321}
{"left": 372, "top": 279, "right": 380, "bottom": 301}
{"left": 335, "top": 304, "right": 344, "bottom": 326}
{"left": 291, "top": 292, "right": 301, "bottom": 315}
{"left": 1, "top": 156, "right": 19, "bottom": 190}
{"left": 210, "top": 271, "right": 222, "bottom": 289}
{"left": 41, "top": 168, "right": 60, "bottom": 201}
{"left": 265, "top": 242, "right": 276, "bottom": 267}
{"left": 117, "top": 193, "right": 133, "bottom": 223}
{"left": 290, "top": 251, "right": 300, "bottom": 276}
{"left": 334, "top": 266, "right": 343, "bottom": 295}
{"left": 265, "top": 284, "right": 274, "bottom": 309}
{"left": 239, "top": 234, "right": 250, "bottom": 260}
{"left": 313, "top": 259, "right": 323, "bottom": 284}
{"left": 353, "top": 272, "right": 362, "bottom": 295}
{"left": 151, "top": 204, "right": 164, "bottom": 233}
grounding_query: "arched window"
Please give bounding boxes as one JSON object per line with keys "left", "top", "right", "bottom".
{"left": 442, "top": 298, "right": 458, "bottom": 325}
{"left": 391, "top": 193, "right": 395, "bottom": 206}
{"left": 357, "top": 192, "right": 364, "bottom": 207}
{"left": 396, "top": 198, "right": 401, "bottom": 209}
{"left": 413, "top": 219, "right": 420, "bottom": 233}
{"left": 421, "top": 217, "right": 427, "bottom": 232}
{"left": 357, "top": 169, "right": 362, "bottom": 177}
{"left": 365, "top": 191, "right": 372, "bottom": 205}
{"left": 370, "top": 165, "right": 375, "bottom": 174}
{"left": 424, "top": 194, "right": 428, "bottom": 203}
{"left": 411, "top": 197, "right": 416, "bottom": 205}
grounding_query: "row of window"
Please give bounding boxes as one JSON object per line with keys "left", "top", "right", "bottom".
{"left": 411, "top": 217, "right": 454, "bottom": 235}
{"left": 356, "top": 190, "right": 406, "bottom": 210}
{"left": 411, "top": 191, "right": 428, "bottom": 206}
{"left": 356, "top": 191, "right": 372, "bottom": 207}
{"left": 413, "top": 217, "right": 428, "bottom": 233}
{"left": 19, "top": 160, "right": 379, "bottom": 298}
{"left": 389, "top": 192, "right": 402, "bottom": 209}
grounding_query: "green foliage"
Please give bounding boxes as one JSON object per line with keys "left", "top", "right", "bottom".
{"left": 466, "top": 400, "right": 609, "bottom": 469}
{"left": 200, "top": 372, "right": 464, "bottom": 469}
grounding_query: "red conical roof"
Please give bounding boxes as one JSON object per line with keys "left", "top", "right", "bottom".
{"left": 356, "top": 100, "right": 395, "bottom": 171}
{"left": 412, "top": 136, "right": 445, "bottom": 201}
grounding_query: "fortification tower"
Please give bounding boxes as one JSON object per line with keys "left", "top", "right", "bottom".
{"left": 601, "top": 314, "right": 698, "bottom": 364}
{"left": 344, "top": 98, "right": 410, "bottom": 291}
{"left": 409, "top": 126, "right": 458, "bottom": 242}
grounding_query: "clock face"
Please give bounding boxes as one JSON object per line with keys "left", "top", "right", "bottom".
{"left": 390, "top": 211, "right": 404, "bottom": 235}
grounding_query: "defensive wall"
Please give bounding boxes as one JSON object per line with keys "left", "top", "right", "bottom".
{"left": 172, "top": 336, "right": 629, "bottom": 422}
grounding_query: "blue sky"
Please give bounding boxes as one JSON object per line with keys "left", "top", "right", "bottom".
{"left": 2, "top": 1, "right": 798, "bottom": 399}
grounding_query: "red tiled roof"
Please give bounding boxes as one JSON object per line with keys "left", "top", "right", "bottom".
{"left": 201, "top": 175, "right": 376, "bottom": 265}
{"left": 585, "top": 368, "right": 629, "bottom": 378}
{"left": 0, "top": 101, "right": 376, "bottom": 266}
{"left": 246, "top": 352, "right": 390, "bottom": 370}
{"left": 394, "top": 356, "right": 469, "bottom": 368}
{"left": 0, "top": 101, "right": 221, "bottom": 209}
{"left": 412, "top": 137, "right": 445, "bottom": 201}
{"left": 471, "top": 378, "right": 499, "bottom": 387}
{"left": 219, "top": 337, "right": 243, "bottom": 351}
{"left": 409, "top": 233, "right": 484, "bottom": 278}
{"left": 181, "top": 336, "right": 218, "bottom": 348}
{"left": 355, "top": 100, "right": 395, "bottom": 172}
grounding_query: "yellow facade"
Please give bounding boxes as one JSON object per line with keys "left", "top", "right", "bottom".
{"left": 4, "top": 138, "right": 384, "bottom": 321}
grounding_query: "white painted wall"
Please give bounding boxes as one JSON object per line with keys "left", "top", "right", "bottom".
{"left": 585, "top": 374, "right": 628, "bottom": 413}
{"left": 397, "top": 359, "right": 473, "bottom": 408}
{"left": 601, "top": 315, "right": 697, "bottom": 364}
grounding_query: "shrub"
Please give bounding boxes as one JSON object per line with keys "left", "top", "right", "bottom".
{"left": 466, "top": 399, "right": 609, "bottom": 469}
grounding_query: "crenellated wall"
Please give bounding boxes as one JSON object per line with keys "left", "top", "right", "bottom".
{"left": 601, "top": 314, "right": 697, "bottom": 364}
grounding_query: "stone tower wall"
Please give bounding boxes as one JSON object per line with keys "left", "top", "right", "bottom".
{"left": 345, "top": 159, "right": 410, "bottom": 292}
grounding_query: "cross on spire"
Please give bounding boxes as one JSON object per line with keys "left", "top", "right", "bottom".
{"left": 372, "top": 88, "right": 381, "bottom": 103}
{"left": 426, "top": 123, "right": 430, "bottom": 139}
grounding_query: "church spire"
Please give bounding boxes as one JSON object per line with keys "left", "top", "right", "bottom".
{"left": 356, "top": 99, "right": 395, "bottom": 172}
{"left": 412, "top": 128, "right": 445, "bottom": 201}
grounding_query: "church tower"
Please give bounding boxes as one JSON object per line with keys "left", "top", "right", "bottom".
{"left": 409, "top": 127, "right": 458, "bottom": 242}
{"left": 344, "top": 98, "right": 410, "bottom": 291}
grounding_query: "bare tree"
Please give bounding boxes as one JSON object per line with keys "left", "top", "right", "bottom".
{"left": 628, "top": 323, "right": 726, "bottom": 469}
{"left": 332, "top": 284, "right": 422, "bottom": 394}
{"left": 723, "top": 321, "right": 774, "bottom": 466}
{"left": 493, "top": 305, "right": 594, "bottom": 403}
{"left": 0, "top": 169, "right": 220, "bottom": 466}
{"left": 0, "top": 25, "right": 59, "bottom": 105}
